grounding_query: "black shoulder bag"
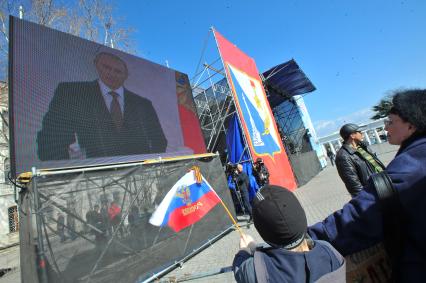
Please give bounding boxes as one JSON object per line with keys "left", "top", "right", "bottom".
{"left": 370, "top": 171, "right": 404, "bottom": 281}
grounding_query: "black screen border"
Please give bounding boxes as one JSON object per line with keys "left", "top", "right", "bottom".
{"left": 8, "top": 16, "right": 16, "bottom": 178}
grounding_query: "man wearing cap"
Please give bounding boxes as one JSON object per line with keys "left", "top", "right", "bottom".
{"left": 335, "top": 123, "right": 385, "bottom": 196}
{"left": 252, "top": 158, "right": 269, "bottom": 188}
{"left": 232, "top": 185, "right": 345, "bottom": 283}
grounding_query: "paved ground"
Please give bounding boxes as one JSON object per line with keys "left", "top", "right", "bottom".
{"left": 0, "top": 244, "right": 19, "bottom": 283}
{"left": 0, "top": 143, "right": 399, "bottom": 283}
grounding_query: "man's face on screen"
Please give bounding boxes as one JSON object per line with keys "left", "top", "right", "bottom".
{"left": 95, "top": 53, "right": 128, "bottom": 90}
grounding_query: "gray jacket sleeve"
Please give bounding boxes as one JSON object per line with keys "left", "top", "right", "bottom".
{"left": 233, "top": 250, "right": 257, "bottom": 283}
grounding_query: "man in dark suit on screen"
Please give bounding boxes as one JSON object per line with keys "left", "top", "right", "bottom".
{"left": 37, "top": 52, "right": 168, "bottom": 161}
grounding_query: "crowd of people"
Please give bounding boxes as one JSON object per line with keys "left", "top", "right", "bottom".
{"left": 56, "top": 195, "right": 158, "bottom": 252}
{"left": 227, "top": 158, "right": 270, "bottom": 222}
{"left": 232, "top": 89, "right": 426, "bottom": 282}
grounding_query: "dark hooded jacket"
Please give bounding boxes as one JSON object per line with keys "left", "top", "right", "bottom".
{"left": 232, "top": 240, "right": 344, "bottom": 283}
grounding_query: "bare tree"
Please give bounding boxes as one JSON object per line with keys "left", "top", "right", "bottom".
{"left": 76, "top": 0, "right": 135, "bottom": 53}
{"left": 0, "top": 81, "right": 9, "bottom": 159}
{"left": 0, "top": 1, "right": 20, "bottom": 76}
{"left": 0, "top": 0, "right": 135, "bottom": 77}
{"left": 28, "top": 0, "right": 67, "bottom": 27}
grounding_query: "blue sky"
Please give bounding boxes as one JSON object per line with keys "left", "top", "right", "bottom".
{"left": 115, "top": 0, "right": 426, "bottom": 137}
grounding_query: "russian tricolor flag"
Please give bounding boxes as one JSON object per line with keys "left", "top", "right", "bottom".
{"left": 149, "top": 170, "right": 221, "bottom": 232}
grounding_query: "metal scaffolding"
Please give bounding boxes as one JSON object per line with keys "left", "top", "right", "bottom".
{"left": 189, "top": 32, "right": 238, "bottom": 160}
{"left": 189, "top": 30, "right": 256, "bottom": 164}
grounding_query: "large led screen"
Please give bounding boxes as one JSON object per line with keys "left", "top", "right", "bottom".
{"left": 9, "top": 17, "right": 206, "bottom": 177}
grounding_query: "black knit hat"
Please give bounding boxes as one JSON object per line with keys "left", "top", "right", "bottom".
{"left": 389, "top": 89, "right": 426, "bottom": 134}
{"left": 252, "top": 185, "right": 307, "bottom": 249}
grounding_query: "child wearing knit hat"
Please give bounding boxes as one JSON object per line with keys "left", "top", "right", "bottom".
{"left": 232, "top": 185, "right": 346, "bottom": 283}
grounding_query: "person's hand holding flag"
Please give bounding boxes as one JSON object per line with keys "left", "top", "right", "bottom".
{"left": 239, "top": 233, "right": 257, "bottom": 254}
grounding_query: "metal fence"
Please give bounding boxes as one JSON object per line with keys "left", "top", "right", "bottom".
{"left": 19, "top": 155, "right": 235, "bottom": 283}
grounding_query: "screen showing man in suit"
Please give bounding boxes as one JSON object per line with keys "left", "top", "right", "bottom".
{"left": 36, "top": 52, "right": 167, "bottom": 160}
{"left": 9, "top": 17, "right": 203, "bottom": 176}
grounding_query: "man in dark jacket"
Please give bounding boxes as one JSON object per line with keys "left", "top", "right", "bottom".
{"left": 57, "top": 213, "right": 66, "bottom": 242}
{"left": 252, "top": 158, "right": 269, "bottom": 188}
{"left": 233, "top": 185, "right": 345, "bottom": 283}
{"left": 308, "top": 89, "right": 426, "bottom": 282}
{"left": 335, "top": 123, "right": 385, "bottom": 196}
{"left": 326, "top": 148, "right": 336, "bottom": 166}
{"left": 235, "top": 164, "right": 253, "bottom": 220}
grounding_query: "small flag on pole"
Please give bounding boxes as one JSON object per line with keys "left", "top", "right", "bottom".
{"left": 149, "top": 169, "right": 221, "bottom": 232}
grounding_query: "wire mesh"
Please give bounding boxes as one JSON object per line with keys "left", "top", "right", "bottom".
{"left": 21, "top": 156, "right": 235, "bottom": 283}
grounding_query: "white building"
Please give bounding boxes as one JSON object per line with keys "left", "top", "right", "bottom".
{"left": 0, "top": 82, "right": 19, "bottom": 248}
{"left": 318, "top": 118, "right": 388, "bottom": 155}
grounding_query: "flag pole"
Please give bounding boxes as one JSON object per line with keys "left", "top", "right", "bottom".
{"left": 190, "top": 166, "right": 245, "bottom": 237}
{"left": 218, "top": 198, "right": 244, "bottom": 237}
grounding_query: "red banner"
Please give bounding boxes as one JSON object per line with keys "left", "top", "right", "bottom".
{"left": 214, "top": 30, "right": 297, "bottom": 190}
{"left": 176, "top": 72, "right": 207, "bottom": 154}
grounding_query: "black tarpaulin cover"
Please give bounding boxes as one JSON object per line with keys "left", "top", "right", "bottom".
{"left": 262, "top": 59, "right": 316, "bottom": 107}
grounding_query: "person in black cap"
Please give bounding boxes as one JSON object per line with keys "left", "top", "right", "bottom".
{"left": 326, "top": 148, "right": 336, "bottom": 166}
{"left": 309, "top": 89, "right": 426, "bottom": 282}
{"left": 232, "top": 185, "right": 345, "bottom": 283}
{"left": 335, "top": 123, "right": 385, "bottom": 196}
{"left": 252, "top": 158, "right": 269, "bottom": 188}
